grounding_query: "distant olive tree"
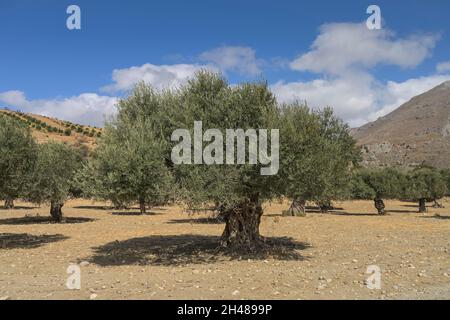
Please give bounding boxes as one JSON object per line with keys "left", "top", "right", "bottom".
{"left": 27, "top": 142, "right": 82, "bottom": 222}
{"left": 0, "top": 115, "right": 37, "bottom": 208}
{"left": 405, "top": 167, "right": 447, "bottom": 213}
{"left": 351, "top": 168, "right": 405, "bottom": 214}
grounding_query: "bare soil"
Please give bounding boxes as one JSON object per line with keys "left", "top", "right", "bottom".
{"left": 0, "top": 199, "right": 449, "bottom": 300}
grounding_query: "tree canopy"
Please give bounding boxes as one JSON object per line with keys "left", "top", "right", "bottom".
{"left": 0, "top": 114, "right": 37, "bottom": 208}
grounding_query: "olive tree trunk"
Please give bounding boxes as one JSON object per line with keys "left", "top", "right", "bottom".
{"left": 374, "top": 198, "right": 386, "bottom": 215}
{"left": 220, "top": 195, "right": 264, "bottom": 251}
{"left": 50, "top": 201, "right": 64, "bottom": 222}
{"left": 139, "top": 199, "right": 146, "bottom": 215}
{"left": 3, "top": 199, "right": 14, "bottom": 209}
{"left": 432, "top": 200, "right": 444, "bottom": 208}
{"left": 283, "top": 199, "right": 306, "bottom": 216}
{"left": 419, "top": 198, "right": 427, "bottom": 213}
{"left": 319, "top": 201, "right": 333, "bottom": 213}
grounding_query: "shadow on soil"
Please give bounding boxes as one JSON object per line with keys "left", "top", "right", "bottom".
{"left": 0, "top": 206, "right": 38, "bottom": 210}
{"left": 88, "top": 234, "right": 310, "bottom": 266}
{"left": 0, "top": 216, "right": 95, "bottom": 225}
{"left": 387, "top": 209, "right": 418, "bottom": 214}
{"left": 0, "top": 233, "right": 69, "bottom": 249}
{"left": 167, "top": 217, "right": 224, "bottom": 224}
{"left": 419, "top": 214, "right": 450, "bottom": 220}
{"left": 110, "top": 211, "right": 163, "bottom": 216}
{"left": 73, "top": 205, "right": 111, "bottom": 210}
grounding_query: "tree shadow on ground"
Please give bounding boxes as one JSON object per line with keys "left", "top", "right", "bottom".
{"left": 0, "top": 206, "right": 38, "bottom": 210}
{"left": 88, "top": 234, "right": 310, "bottom": 266}
{"left": 110, "top": 211, "right": 163, "bottom": 216}
{"left": 388, "top": 209, "right": 418, "bottom": 213}
{"left": 167, "top": 217, "right": 224, "bottom": 224}
{"left": 0, "top": 233, "right": 69, "bottom": 249}
{"left": 419, "top": 214, "right": 450, "bottom": 220}
{"left": 0, "top": 216, "right": 95, "bottom": 225}
{"left": 401, "top": 204, "right": 422, "bottom": 208}
{"left": 73, "top": 205, "right": 111, "bottom": 210}
{"left": 322, "top": 211, "right": 380, "bottom": 217}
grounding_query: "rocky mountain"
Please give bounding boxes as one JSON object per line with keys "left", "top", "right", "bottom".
{"left": 352, "top": 81, "right": 450, "bottom": 168}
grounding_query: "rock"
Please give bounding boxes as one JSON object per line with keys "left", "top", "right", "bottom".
{"left": 80, "top": 261, "right": 90, "bottom": 267}
{"left": 89, "top": 293, "right": 98, "bottom": 300}
{"left": 0, "top": 296, "right": 10, "bottom": 300}
{"left": 231, "top": 290, "right": 240, "bottom": 296}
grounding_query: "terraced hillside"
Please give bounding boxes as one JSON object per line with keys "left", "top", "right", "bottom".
{"left": 0, "top": 109, "right": 102, "bottom": 153}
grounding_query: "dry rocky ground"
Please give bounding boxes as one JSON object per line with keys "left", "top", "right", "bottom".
{"left": 0, "top": 198, "right": 449, "bottom": 300}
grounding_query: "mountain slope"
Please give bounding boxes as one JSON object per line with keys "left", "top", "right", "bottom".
{"left": 0, "top": 109, "right": 102, "bottom": 153}
{"left": 353, "top": 81, "right": 450, "bottom": 168}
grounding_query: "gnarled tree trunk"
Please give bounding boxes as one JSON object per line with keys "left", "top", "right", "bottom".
{"left": 50, "top": 201, "right": 64, "bottom": 222}
{"left": 283, "top": 199, "right": 306, "bottom": 216}
{"left": 432, "top": 200, "right": 444, "bottom": 208}
{"left": 3, "top": 199, "right": 14, "bottom": 209}
{"left": 374, "top": 198, "right": 386, "bottom": 215}
{"left": 319, "top": 201, "right": 333, "bottom": 213}
{"left": 139, "top": 199, "right": 146, "bottom": 215}
{"left": 419, "top": 198, "right": 427, "bottom": 213}
{"left": 220, "top": 195, "right": 264, "bottom": 251}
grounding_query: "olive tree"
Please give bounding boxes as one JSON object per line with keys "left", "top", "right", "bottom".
{"left": 164, "top": 72, "right": 279, "bottom": 250}
{"left": 27, "top": 142, "right": 82, "bottom": 221}
{"left": 278, "top": 106, "right": 360, "bottom": 216}
{"left": 0, "top": 114, "right": 37, "bottom": 208}
{"left": 405, "top": 168, "right": 447, "bottom": 213}
{"left": 351, "top": 168, "right": 404, "bottom": 214}
{"left": 87, "top": 83, "right": 173, "bottom": 213}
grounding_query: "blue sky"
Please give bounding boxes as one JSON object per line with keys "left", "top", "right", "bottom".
{"left": 1, "top": 0, "right": 450, "bottom": 127}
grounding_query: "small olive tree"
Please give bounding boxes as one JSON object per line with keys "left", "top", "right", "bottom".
{"left": 351, "top": 168, "right": 404, "bottom": 214}
{"left": 405, "top": 168, "right": 447, "bottom": 213}
{"left": 0, "top": 114, "right": 37, "bottom": 208}
{"left": 27, "top": 142, "right": 82, "bottom": 221}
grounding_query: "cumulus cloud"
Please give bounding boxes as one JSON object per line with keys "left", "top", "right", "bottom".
{"left": 101, "top": 63, "right": 215, "bottom": 93}
{"left": 277, "top": 22, "right": 447, "bottom": 127}
{"left": 290, "top": 22, "right": 439, "bottom": 75}
{"left": 271, "top": 74, "right": 450, "bottom": 127}
{"left": 199, "top": 46, "right": 262, "bottom": 76}
{"left": 0, "top": 91, "right": 118, "bottom": 127}
{"left": 436, "top": 61, "right": 450, "bottom": 73}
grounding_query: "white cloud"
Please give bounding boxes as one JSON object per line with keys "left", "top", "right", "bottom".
{"left": 0, "top": 91, "right": 118, "bottom": 127}
{"left": 0, "top": 90, "right": 30, "bottom": 107}
{"left": 436, "top": 61, "right": 450, "bottom": 73}
{"left": 290, "top": 23, "right": 439, "bottom": 75}
{"left": 102, "top": 63, "right": 214, "bottom": 93}
{"left": 279, "top": 22, "right": 447, "bottom": 127}
{"left": 367, "top": 75, "right": 450, "bottom": 122}
{"left": 199, "top": 46, "right": 262, "bottom": 76}
{"left": 271, "top": 74, "right": 450, "bottom": 127}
